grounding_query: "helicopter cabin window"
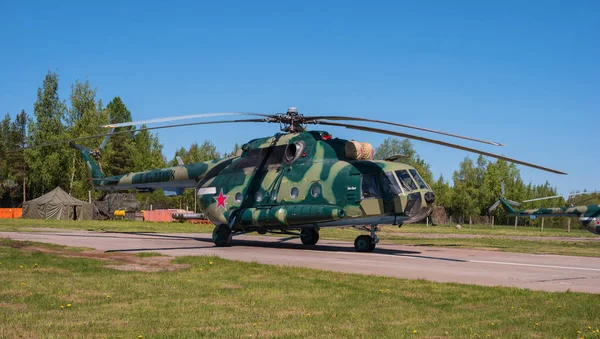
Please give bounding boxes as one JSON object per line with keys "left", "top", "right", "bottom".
{"left": 361, "top": 174, "right": 382, "bottom": 199}
{"left": 395, "top": 170, "right": 418, "bottom": 191}
{"left": 290, "top": 187, "right": 299, "bottom": 199}
{"left": 255, "top": 191, "right": 263, "bottom": 202}
{"left": 235, "top": 192, "right": 242, "bottom": 203}
{"left": 310, "top": 182, "right": 321, "bottom": 198}
{"left": 409, "top": 169, "right": 429, "bottom": 189}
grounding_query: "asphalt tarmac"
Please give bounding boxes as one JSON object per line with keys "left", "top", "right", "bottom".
{"left": 2, "top": 229, "right": 600, "bottom": 293}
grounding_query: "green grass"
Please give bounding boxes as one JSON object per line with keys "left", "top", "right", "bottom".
{"left": 399, "top": 223, "right": 596, "bottom": 238}
{"left": 0, "top": 218, "right": 215, "bottom": 233}
{"left": 0, "top": 240, "right": 599, "bottom": 338}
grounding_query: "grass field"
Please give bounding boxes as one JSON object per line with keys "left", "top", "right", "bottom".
{"left": 2, "top": 219, "right": 600, "bottom": 258}
{"left": 1, "top": 239, "right": 599, "bottom": 338}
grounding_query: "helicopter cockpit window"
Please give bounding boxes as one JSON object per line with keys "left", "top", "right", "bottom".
{"left": 395, "top": 170, "right": 418, "bottom": 191}
{"left": 384, "top": 172, "right": 402, "bottom": 195}
{"left": 284, "top": 141, "right": 305, "bottom": 164}
{"left": 361, "top": 174, "right": 382, "bottom": 199}
{"left": 409, "top": 169, "right": 429, "bottom": 189}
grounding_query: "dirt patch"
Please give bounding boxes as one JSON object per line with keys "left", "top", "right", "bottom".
{"left": 16, "top": 244, "right": 190, "bottom": 272}
{"left": 0, "top": 302, "right": 26, "bottom": 310}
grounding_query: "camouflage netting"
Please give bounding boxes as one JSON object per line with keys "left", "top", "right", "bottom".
{"left": 93, "top": 193, "right": 141, "bottom": 220}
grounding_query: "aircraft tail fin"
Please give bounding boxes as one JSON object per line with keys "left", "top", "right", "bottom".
{"left": 498, "top": 197, "right": 518, "bottom": 214}
{"left": 70, "top": 143, "right": 105, "bottom": 183}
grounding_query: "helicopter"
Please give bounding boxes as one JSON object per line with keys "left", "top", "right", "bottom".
{"left": 488, "top": 181, "right": 600, "bottom": 235}
{"left": 30, "top": 107, "right": 566, "bottom": 252}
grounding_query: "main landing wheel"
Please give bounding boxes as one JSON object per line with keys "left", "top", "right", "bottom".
{"left": 212, "top": 224, "right": 232, "bottom": 247}
{"left": 354, "top": 235, "right": 375, "bottom": 252}
{"left": 300, "top": 228, "right": 319, "bottom": 246}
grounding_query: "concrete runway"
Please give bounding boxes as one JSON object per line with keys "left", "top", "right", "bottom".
{"left": 2, "top": 229, "right": 600, "bottom": 293}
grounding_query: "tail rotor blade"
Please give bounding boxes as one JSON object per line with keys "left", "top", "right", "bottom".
{"left": 488, "top": 200, "right": 501, "bottom": 213}
{"left": 505, "top": 199, "right": 521, "bottom": 207}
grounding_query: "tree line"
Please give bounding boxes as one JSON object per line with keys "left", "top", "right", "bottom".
{"left": 1, "top": 71, "right": 595, "bottom": 228}
{"left": 373, "top": 137, "right": 599, "bottom": 228}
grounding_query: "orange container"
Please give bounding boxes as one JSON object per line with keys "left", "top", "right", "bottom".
{"left": 0, "top": 208, "right": 23, "bottom": 218}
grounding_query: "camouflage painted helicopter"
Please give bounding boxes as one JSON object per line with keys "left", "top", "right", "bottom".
{"left": 40, "top": 107, "right": 566, "bottom": 252}
{"left": 488, "top": 181, "right": 600, "bottom": 235}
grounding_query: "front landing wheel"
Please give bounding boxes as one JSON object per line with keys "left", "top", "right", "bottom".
{"left": 300, "top": 228, "right": 319, "bottom": 246}
{"left": 212, "top": 224, "right": 232, "bottom": 247}
{"left": 354, "top": 235, "right": 375, "bottom": 252}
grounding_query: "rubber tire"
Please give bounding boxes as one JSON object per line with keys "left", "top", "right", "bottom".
{"left": 300, "top": 228, "right": 319, "bottom": 246}
{"left": 213, "top": 224, "right": 232, "bottom": 247}
{"left": 354, "top": 235, "right": 375, "bottom": 252}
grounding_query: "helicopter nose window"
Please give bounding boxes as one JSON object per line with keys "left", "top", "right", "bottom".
{"left": 285, "top": 141, "right": 305, "bottom": 163}
{"left": 395, "top": 170, "right": 418, "bottom": 191}
{"left": 409, "top": 169, "right": 429, "bottom": 189}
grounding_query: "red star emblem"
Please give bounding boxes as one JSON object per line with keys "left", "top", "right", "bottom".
{"left": 214, "top": 189, "right": 228, "bottom": 210}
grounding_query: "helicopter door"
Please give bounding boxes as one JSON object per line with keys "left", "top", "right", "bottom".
{"left": 358, "top": 173, "right": 403, "bottom": 216}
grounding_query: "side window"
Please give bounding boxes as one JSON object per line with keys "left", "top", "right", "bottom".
{"left": 361, "top": 174, "right": 382, "bottom": 199}
{"left": 384, "top": 172, "right": 402, "bottom": 195}
{"left": 395, "top": 170, "right": 418, "bottom": 191}
{"left": 409, "top": 169, "right": 429, "bottom": 189}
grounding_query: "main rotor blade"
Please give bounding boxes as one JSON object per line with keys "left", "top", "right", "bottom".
{"left": 18, "top": 118, "right": 267, "bottom": 150}
{"left": 318, "top": 121, "right": 567, "bottom": 175}
{"left": 101, "top": 112, "right": 272, "bottom": 128}
{"left": 310, "top": 116, "right": 504, "bottom": 146}
{"left": 522, "top": 195, "right": 563, "bottom": 203}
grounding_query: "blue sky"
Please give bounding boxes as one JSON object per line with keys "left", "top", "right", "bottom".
{"left": 1, "top": 0, "right": 598, "bottom": 196}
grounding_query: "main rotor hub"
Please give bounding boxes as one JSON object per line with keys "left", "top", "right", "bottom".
{"left": 275, "top": 107, "right": 311, "bottom": 133}
{"left": 287, "top": 107, "right": 298, "bottom": 116}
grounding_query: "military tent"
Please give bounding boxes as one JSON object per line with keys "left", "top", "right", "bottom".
{"left": 22, "top": 187, "right": 93, "bottom": 220}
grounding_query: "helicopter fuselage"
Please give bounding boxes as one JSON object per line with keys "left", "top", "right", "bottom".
{"left": 80, "top": 130, "right": 435, "bottom": 234}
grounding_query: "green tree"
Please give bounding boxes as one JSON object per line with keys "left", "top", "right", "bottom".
{"left": 8, "top": 110, "right": 29, "bottom": 203}
{"left": 66, "top": 80, "right": 109, "bottom": 199}
{"left": 133, "top": 127, "right": 166, "bottom": 171}
{"left": 104, "top": 97, "right": 135, "bottom": 176}
{"left": 26, "top": 71, "right": 70, "bottom": 197}
{"left": 373, "top": 137, "right": 434, "bottom": 184}
{"left": 430, "top": 174, "right": 451, "bottom": 208}
{"left": 450, "top": 157, "right": 479, "bottom": 221}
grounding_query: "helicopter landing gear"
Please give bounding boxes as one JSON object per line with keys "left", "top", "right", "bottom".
{"left": 300, "top": 227, "right": 319, "bottom": 246}
{"left": 354, "top": 225, "right": 379, "bottom": 252}
{"left": 212, "top": 224, "right": 232, "bottom": 247}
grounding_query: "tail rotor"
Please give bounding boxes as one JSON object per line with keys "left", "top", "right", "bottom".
{"left": 488, "top": 180, "right": 521, "bottom": 214}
